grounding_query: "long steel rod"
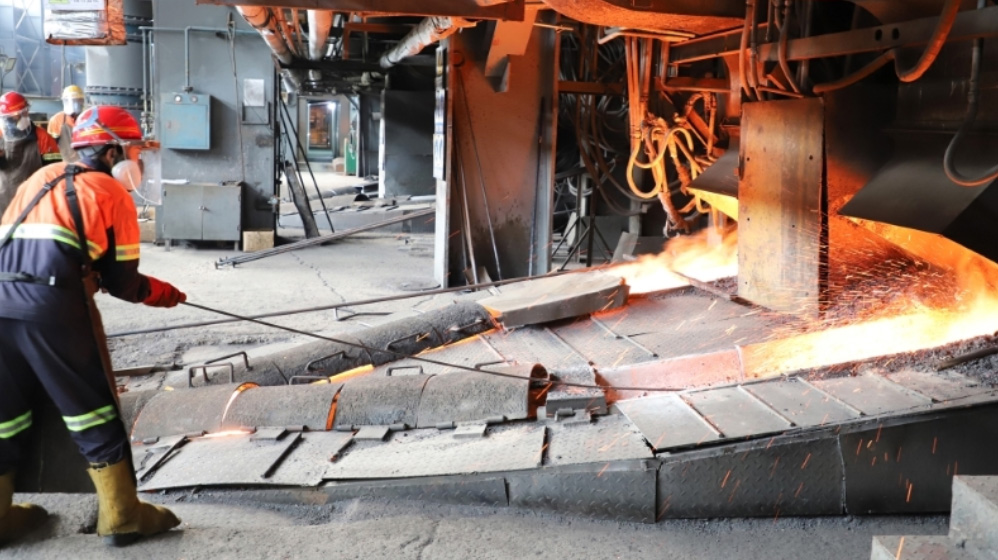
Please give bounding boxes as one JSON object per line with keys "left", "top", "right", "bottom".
{"left": 109, "top": 266, "right": 588, "bottom": 338}
{"left": 215, "top": 207, "right": 434, "bottom": 267}
{"left": 178, "top": 300, "right": 683, "bottom": 392}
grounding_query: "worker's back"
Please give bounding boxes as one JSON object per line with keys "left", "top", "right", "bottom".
{"left": 0, "top": 161, "right": 142, "bottom": 324}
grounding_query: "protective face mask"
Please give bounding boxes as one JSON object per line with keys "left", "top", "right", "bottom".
{"left": 63, "top": 99, "right": 83, "bottom": 116}
{"left": 1, "top": 116, "right": 28, "bottom": 141}
{"left": 112, "top": 159, "right": 143, "bottom": 192}
{"left": 16, "top": 115, "right": 30, "bottom": 131}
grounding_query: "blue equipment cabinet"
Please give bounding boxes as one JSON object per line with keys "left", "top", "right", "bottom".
{"left": 161, "top": 92, "right": 211, "bottom": 150}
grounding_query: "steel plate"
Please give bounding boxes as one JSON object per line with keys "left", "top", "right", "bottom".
{"left": 324, "top": 476, "right": 509, "bottom": 507}
{"left": 658, "top": 436, "right": 844, "bottom": 518}
{"left": 507, "top": 460, "right": 657, "bottom": 523}
{"left": 483, "top": 327, "right": 589, "bottom": 371}
{"left": 615, "top": 394, "right": 722, "bottom": 451}
{"left": 841, "top": 404, "right": 998, "bottom": 514}
{"left": 545, "top": 415, "right": 652, "bottom": 466}
{"left": 139, "top": 431, "right": 302, "bottom": 491}
{"left": 744, "top": 377, "right": 860, "bottom": 427}
{"left": 886, "top": 370, "right": 986, "bottom": 403}
{"left": 813, "top": 375, "right": 931, "bottom": 416}
{"left": 324, "top": 425, "right": 546, "bottom": 480}
{"left": 552, "top": 317, "right": 656, "bottom": 369}
{"left": 265, "top": 431, "right": 355, "bottom": 486}
{"left": 684, "top": 386, "right": 792, "bottom": 438}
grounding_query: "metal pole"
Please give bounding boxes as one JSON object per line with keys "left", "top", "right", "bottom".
{"left": 456, "top": 73, "right": 503, "bottom": 280}
{"left": 278, "top": 96, "right": 335, "bottom": 232}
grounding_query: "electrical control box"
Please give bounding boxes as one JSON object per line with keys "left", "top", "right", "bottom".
{"left": 161, "top": 92, "right": 211, "bottom": 150}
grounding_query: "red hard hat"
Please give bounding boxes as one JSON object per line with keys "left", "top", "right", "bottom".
{"left": 0, "top": 92, "right": 28, "bottom": 117}
{"left": 71, "top": 105, "right": 142, "bottom": 149}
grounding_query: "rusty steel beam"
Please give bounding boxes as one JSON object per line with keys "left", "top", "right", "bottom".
{"left": 197, "top": 0, "right": 525, "bottom": 21}
{"left": 671, "top": 5, "right": 998, "bottom": 65}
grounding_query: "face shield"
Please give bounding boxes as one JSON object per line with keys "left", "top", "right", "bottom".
{"left": 1, "top": 111, "right": 31, "bottom": 142}
{"left": 112, "top": 159, "right": 143, "bottom": 192}
{"left": 62, "top": 98, "right": 84, "bottom": 117}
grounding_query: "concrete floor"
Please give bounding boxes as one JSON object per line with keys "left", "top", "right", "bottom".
{"left": 9, "top": 233, "right": 953, "bottom": 559}
{"left": 1, "top": 493, "right": 948, "bottom": 560}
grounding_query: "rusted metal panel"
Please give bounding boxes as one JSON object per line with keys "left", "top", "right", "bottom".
{"left": 738, "top": 98, "right": 825, "bottom": 316}
{"left": 443, "top": 28, "right": 556, "bottom": 282}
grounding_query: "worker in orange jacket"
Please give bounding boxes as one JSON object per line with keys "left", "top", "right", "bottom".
{"left": 0, "top": 106, "right": 184, "bottom": 547}
{"left": 47, "top": 85, "right": 85, "bottom": 139}
{"left": 0, "top": 92, "right": 61, "bottom": 215}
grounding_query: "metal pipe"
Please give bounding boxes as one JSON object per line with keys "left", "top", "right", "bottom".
{"left": 306, "top": 10, "right": 333, "bottom": 81}
{"left": 237, "top": 7, "right": 294, "bottom": 65}
{"left": 236, "top": 6, "right": 303, "bottom": 90}
{"left": 943, "top": 0, "right": 998, "bottom": 187}
{"left": 380, "top": 16, "right": 475, "bottom": 69}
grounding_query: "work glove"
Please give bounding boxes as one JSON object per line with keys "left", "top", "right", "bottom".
{"left": 143, "top": 276, "right": 186, "bottom": 308}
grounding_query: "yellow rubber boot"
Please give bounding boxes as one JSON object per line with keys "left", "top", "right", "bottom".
{"left": 87, "top": 460, "right": 180, "bottom": 547}
{"left": 0, "top": 471, "right": 48, "bottom": 545}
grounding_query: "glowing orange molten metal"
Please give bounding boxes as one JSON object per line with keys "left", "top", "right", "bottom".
{"left": 613, "top": 226, "right": 738, "bottom": 294}
{"left": 746, "top": 232, "right": 998, "bottom": 376}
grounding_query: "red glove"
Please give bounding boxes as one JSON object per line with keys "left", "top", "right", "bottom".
{"left": 143, "top": 276, "right": 186, "bottom": 308}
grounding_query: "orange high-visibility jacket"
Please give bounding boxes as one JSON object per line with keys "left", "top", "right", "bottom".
{"left": 0, "top": 161, "right": 149, "bottom": 324}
